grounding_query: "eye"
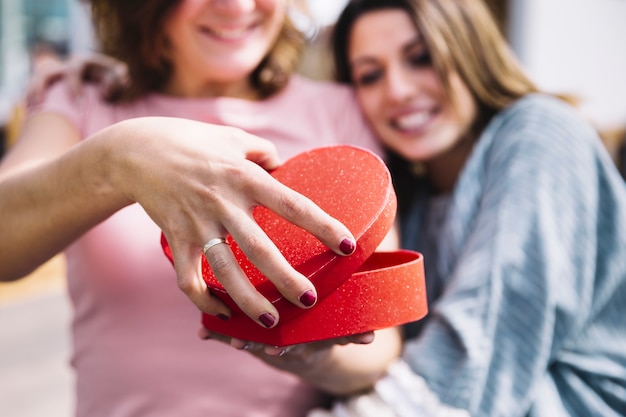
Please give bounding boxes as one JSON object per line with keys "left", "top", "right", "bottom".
{"left": 408, "top": 51, "right": 431, "bottom": 68}
{"left": 354, "top": 69, "right": 383, "bottom": 87}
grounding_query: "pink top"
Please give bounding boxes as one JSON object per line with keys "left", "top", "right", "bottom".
{"left": 35, "top": 76, "right": 380, "bottom": 417}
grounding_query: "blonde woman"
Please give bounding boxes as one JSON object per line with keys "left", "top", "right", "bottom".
{"left": 299, "top": 0, "right": 626, "bottom": 415}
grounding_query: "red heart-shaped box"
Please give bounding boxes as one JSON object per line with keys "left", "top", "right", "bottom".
{"left": 161, "top": 145, "right": 427, "bottom": 346}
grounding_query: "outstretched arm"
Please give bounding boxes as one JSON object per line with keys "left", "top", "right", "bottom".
{"left": 0, "top": 115, "right": 357, "bottom": 329}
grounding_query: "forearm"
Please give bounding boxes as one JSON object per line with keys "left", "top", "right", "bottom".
{"left": 278, "top": 327, "right": 403, "bottom": 395}
{"left": 3, "top": 114, "right": 368, "bottom": 323}
{"left": 0, "top": 126, "right": 130, "bottom": 280}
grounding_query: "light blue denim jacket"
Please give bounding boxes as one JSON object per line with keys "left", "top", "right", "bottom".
{"left": 400, "top": 94, "right": 626, "bottom": 417}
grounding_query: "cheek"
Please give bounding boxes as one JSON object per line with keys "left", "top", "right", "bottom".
{"left": 259, "top": 0, "right": 284, "bottom": 24}
{"left": 163, "top": 1, "right": 197, "bottom": 44}
{"left": 258, "top": 0, "right": 282, "bottom": 10}
{"left": 357, "top": 90, "right": 384, "bottom": 126}
{"left": 169, "top": 0, "right": 203, "bottom": 22}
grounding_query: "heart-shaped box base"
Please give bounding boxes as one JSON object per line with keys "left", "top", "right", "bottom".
{"left": 202, "top": 250, "right": 426, "bottom": 345}
{"left": 161, "top": 145, "right": 427, "bottom": 346}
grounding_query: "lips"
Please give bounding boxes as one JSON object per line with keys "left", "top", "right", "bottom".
{"left": 199, "top": 23, "right": 257, "bottom": 42}
{"left": 391, "top": 109, "right": 436, "bottom": 133}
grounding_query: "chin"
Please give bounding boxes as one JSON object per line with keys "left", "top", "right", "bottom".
{"left": 205, "top": 54, "right": 265, "bottom": 78}
{"left": 383, "top": 138, "right": 434, "bottom": 162}
{"left": 208, "top": 66, "right": 256, "bottom": 82}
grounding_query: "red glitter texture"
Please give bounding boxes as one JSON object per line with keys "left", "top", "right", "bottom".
{"left": 161, "top": 145, "right": 427, "bottom": 346}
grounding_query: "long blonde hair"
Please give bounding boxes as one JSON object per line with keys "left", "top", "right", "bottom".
{"left": 332, "top": 0, "right": 541, "bottom": 212}
{"left": 332, "top": 0, "right": 538, "bottom": 117}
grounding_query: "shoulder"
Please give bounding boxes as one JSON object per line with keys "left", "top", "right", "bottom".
{"left": 30, "top": 80, "right": 150, "bottom": 138}
{"left": 479, "top": 94, "right": 601, "bottom": 172}
{"left": 500, "top": 93, "right": 578, "bottom": 119}
{"left": 280, "top": 75, "right": 357, "bottom": 107}
{"left": 38, "top": 80, "right": 104, "bottom": 113}
{"left": 487, "top": 94, "right": 597, "bottom": 150}
{"left": 29, "top": 80, "right": 107, "bottom": 129}
{"left": 458, "top": 94, "right": 614, "bottom": 216}
{"left": 280, "top": 76, "right": 369, "bottom": 127}
{"left": 285, "top": 75, "right": 354, "bottom": 96}
{"left": 275, "top": 75, "right": 381, "bottom": 154}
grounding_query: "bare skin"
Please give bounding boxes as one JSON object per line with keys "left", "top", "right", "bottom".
{"left": 0, "top": 115, "right": 358, "bottom": 327}
{"left": 201, "top": 326, "right": 402, "bottom": 395}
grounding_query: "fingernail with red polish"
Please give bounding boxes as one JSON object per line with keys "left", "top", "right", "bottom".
{"left": 299, "top": 290, "right": 317, "bottom": 307}
{"left": 259, "top": 313, "right": 276, "bottom": 328}
{"left": 339, "top": 237, "right": 356, "bottom": 255}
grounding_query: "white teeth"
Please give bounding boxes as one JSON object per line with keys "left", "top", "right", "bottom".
{"left": 395, "top": 112, "right": 430, "bottom": 130}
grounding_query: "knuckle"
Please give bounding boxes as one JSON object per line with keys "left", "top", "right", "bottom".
{"left": 228, "top": 167, "right": 249, "bottom": 189}
{"left": 238, "top": 232, "right": 268, "bottom": 256}
{"left": 176, "top": 276, "right": 195, "bottom": 295}
{"left": 200, "top": 297, "right": 221, "bottom": 315}
{"left": 207, "top": 162, "right": 250, "bottom": 193}
{"left": 230, "top": 165, "right": 259, "bottom": 193}
{"left": 208, "top": 251, "right": 235, "bottom": 277}
{"left": 277, "top": 192, "right": 308, "bottom": 220}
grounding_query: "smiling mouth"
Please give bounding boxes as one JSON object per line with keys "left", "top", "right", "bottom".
{"left": 200, "top": 24, "right": 256, "bottom": 41}
{"left": 391, "top": 110, "right": 435, "bottom": 132}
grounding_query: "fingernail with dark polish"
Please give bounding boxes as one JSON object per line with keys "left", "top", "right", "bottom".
{"left": 217, "top": 313, "right": 230, "bottom": 321}
{"left": 299, "top": 290, "right": 317, "bottom": 307}
{"left": 259, "top": 313, "right": 276, "bottom": 328}
{"left": 339, "top": 237, "right": 356, "bottom": 255}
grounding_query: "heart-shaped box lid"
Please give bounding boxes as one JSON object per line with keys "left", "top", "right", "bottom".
{"left": 161, "top": 145, "right": 427, "bottom": 345}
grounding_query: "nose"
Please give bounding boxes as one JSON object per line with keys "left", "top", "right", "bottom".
{"left": 211, "top": 0, "right": 255, "bottom": 15}
{"left": 384, "top": 65, "right": 417, "bottom": 104}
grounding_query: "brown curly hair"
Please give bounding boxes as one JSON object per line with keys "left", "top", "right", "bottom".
{"left": 86, "top": 0, "right": 305, "bottom": 102}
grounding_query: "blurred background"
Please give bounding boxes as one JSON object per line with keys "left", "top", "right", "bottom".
{"left": 1, "top": 0, "right": 625, "bottom": 416}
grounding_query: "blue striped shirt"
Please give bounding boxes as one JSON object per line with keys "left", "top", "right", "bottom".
{"left": 400, "top": 94, "right": 626, "bottom": 416}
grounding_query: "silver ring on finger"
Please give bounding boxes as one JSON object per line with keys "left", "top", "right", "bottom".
{"left": 203, "top": 237, "right": 228, "bottom": 257}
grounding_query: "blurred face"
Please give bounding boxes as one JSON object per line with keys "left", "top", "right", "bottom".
{"left": 348, "top": 9, "right": 477, "bottom": 163}
{"left": 163, "top": 0, "right": 286, "bottom": 97}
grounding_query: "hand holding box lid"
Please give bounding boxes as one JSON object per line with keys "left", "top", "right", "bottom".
{"left": 161, "top": 145, "right": 427, "bottom": 346}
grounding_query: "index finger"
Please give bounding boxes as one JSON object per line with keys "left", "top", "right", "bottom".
{"left": 243, "top": 163, "right": 357, "bottom": 258}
